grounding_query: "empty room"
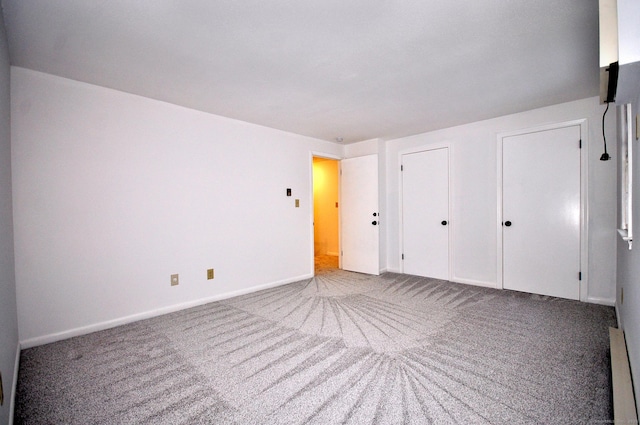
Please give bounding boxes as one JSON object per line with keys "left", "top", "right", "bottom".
{"left": 1, "top": 1, "right": 639, "bottom": 424}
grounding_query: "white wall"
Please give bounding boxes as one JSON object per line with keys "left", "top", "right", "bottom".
{"left": 615, "top": 90, "right": 640, "bottom": 415}
{"left": 11, "top": 67, "right": 342, "bottom": 346}
{"left": 612, "top": 13, "right": 640, "bottom": 413}
{"left": 385, "top": 97, "right": 617, "bottom": 303}
{"left": 0, "top": 10, "right": 18, "bottom": 424}
{"left": 618, "top": 0, "right": 640, "bottom": 65}
{"left": 10, "top": 65, "right": 620, "bottom": 354}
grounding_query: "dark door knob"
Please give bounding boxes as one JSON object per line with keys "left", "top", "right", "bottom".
{"left": 441, "top": 220, "right": 448, "bottom": 226}
{"left": 504, "top": 221, "right": 512, "bottom": 227}
{"left": 372, "top": 221, "right": 378, "bottom": 225}
{"left": 373, "top": 212, "right": 378, "bottom": 217}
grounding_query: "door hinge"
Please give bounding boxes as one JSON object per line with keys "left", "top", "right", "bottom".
{"left": 579, "top": 139, "right": 582, "bottom": 149}
{"left": 402, "top": 253, "right": 404, "bottom": 260}
{"left": 401, "top": 164, "right": 404, "bottom": 172}
{"left": 579, "top": 271, "right": 582, "bottom": 280}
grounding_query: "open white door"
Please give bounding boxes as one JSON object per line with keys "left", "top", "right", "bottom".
{"left": 341, "top": 154, "right": 380, "bottom": 275}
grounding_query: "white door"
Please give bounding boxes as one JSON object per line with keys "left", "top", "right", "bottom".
{"left": 502, "top": 125, "right": 581, "bottom": 300}
{"left": 402, "top": 148, "right": 449, "bottom": 279}
{"left": 341, "top": 154, "right": 380, "bottom": 275}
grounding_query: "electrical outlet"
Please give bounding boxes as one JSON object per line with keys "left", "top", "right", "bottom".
{"left": 171, "top": 274, "right": 179, "bottom": 286}
{"left": 207, "top": 269, "right": 214, "bottom": 280}
{"left": 295, "top": 199, "right": 300, "bottom": 208}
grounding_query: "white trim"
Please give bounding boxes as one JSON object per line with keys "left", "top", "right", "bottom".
{"left": 446, "top": 146, "right": 454, "bottom": 281}
{"left": 496, "top": 119, "right": 589, "bottom": 301}
{"left": 9, "top": 343, "right": 20, "bottom": 425}
{"left": 618, "top": 103, "right": 633, "bottom": 250}
{"left": 496, "top": 134, "right": 504, "bottom": 291}
{"left": 586, "top": 296, "right": 616, "bottom": 306}
{"left": 451, "top": 277, "right": 498, "bottom": 289}
{"left": 20, "top": 273, "right": 313, "bottom": 349}
{"left": 581, "top": 119, "right": 590, "bottom": 302}
{"left": 397, "top": 142, "right": 452, "bottom": 278}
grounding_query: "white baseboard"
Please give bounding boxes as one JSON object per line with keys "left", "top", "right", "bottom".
{"left": 9, "top": 342, "right": 20, "bottom": 425}
{"left": 451, "top": 276, "right": 498, "bottom": 289}
{"left": 587, "top": 296, "right": 616, "bottom": 307}
{"left": 20, "top": 273, "right": 314, "bottom": 349}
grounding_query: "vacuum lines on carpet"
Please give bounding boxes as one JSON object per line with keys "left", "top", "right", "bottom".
{"left": 15, "top": 268, "right": 615, "bottom": 424}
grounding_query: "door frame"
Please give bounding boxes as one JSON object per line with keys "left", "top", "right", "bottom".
{"left": 398, "top": 142, "right": 453, "bottom": 279}
{"left": 310, "top": 152, "right": 343, "bottom": 275}
{"left": 496, "top": 119, "right": 588, "bottom": 301}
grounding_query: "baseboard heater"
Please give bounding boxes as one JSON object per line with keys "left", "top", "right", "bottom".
{"left": 609, "top": 327, "right": 638, "bottom": 423}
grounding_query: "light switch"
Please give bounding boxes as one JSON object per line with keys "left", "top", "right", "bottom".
{"left": 295, "top": 199, "right": 300, "bottom": 208}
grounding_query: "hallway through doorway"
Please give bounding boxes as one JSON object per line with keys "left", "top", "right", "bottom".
{"left": 313, "top": 157, "right": 340, "bottom": 274}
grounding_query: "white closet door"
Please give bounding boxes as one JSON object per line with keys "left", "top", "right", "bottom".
{"left": 502, "top": 125, "right": 581, "bottom": 300}
{"left": 402, "top": 148, "right": 449, "bottom": 279}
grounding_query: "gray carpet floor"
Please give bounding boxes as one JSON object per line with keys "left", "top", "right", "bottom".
{"left": 15, "top": 256, "right": 616, "bottom": 424}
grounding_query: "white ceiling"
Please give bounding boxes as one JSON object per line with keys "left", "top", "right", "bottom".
{"left": 1, "top": 0, "right": 600, "bottom": 143}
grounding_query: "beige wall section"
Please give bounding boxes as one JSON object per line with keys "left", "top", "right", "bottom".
{"left": 313, "top": 158, "right": 339, "bottom": 256}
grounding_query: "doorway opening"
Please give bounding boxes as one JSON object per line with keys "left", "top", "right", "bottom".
{"left": 312, "top": 157, "right": 340, "bottom": 274}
